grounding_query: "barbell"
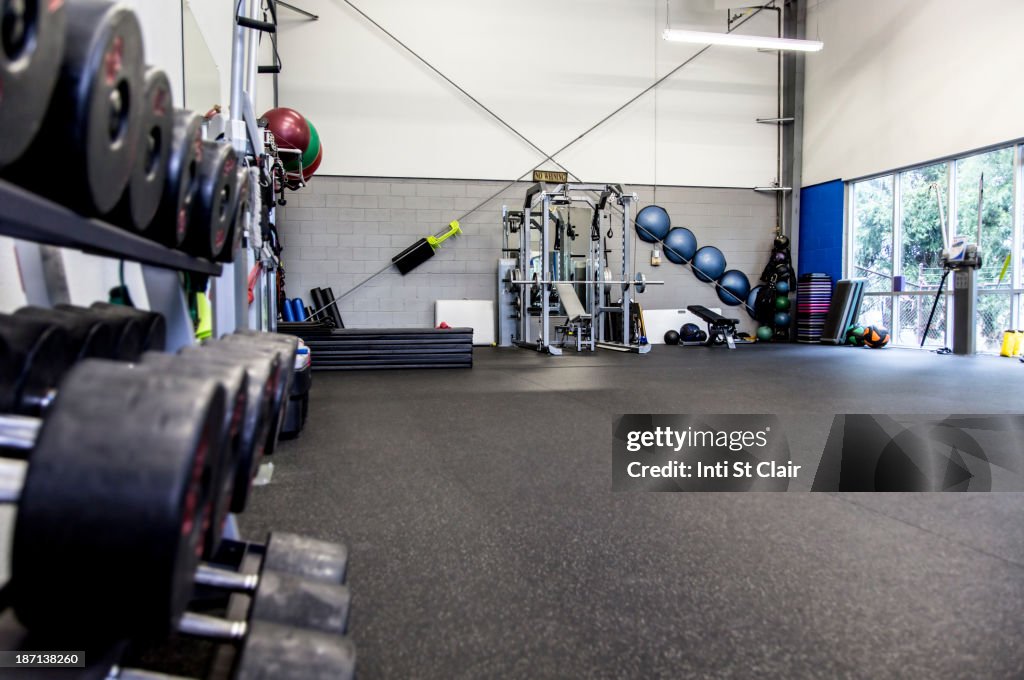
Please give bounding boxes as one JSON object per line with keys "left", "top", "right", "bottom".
{"left": 505, "top": 271, "right": 662, "bottom": 295}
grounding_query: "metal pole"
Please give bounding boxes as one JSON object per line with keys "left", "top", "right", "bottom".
{"left": 541, "top": 194, "right": 551, "bottom": 350}
{"left": 620, "top": 196, "right": 632, "bottom": 345}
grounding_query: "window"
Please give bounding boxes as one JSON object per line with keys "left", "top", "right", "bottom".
{"left": 846, "top": 143, "right": 1024, "bottom": 353}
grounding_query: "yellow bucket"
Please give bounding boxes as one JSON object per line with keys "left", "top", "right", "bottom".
{"left": 1000, "top": 330, "right": 1016, "bottom": 357}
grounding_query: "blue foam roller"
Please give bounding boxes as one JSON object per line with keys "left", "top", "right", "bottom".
{"left": 291, "top": 298, "right": 306, "bottom": 321}
{"left": 282, "top": 299, "right": 296, "bottom": 322}
{"left": 663, "top": 227, "right": 697, "bottom": 264}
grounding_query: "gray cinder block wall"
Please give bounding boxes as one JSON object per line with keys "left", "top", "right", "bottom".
{"left": 276, "top": 176, "right": 778, "bottom": 333}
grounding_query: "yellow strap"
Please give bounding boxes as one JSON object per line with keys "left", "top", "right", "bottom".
{"left": 195, "top": 292, "right": 213, "bottom": 341}
{"left": 427, "top": 220, "right": 462, "bottom": 249}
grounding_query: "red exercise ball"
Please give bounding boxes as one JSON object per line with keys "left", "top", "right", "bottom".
{"left": 262, "top": 107, "right": 310, "bottom": 152}
{"left": 302, "top": 143, "right": 323, "bottom": 180}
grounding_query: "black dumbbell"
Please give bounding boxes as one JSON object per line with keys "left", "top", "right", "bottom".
{"left": 152, "top": 110, "right": 203, "bottom": 247}
{"left": 109, "top": 66, "right": 174, "bottom": 233}
{"left": 10, "top": 0, "right": 145, "bottom": 215}
{"left": 0, "top": 313, "right": 77, "bottom": 415}
{"left": 184, "top": 141, "right": 239, "bottom": 260}
{"left": 13, "top": 305, "right": 119, "bottom": 360}
{"left": 91, "top": 301, "right": 167, "bottom": 352}
{"left": 177, "top": 345, "right": 280, "bottom": 513}
{"left": 0, "top": 361, "right": 353, "bottom": 641}
{"left": 0, "top": 0, "right": 66, "bottom": 169}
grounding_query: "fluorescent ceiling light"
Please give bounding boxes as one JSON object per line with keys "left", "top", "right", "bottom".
{"left": 662, "top": 28, "right": 823, "bottom": 52}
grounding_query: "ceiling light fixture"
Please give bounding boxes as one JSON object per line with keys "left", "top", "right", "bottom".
{"left": 662, "top": 29, "right": 823, "bottom": 52}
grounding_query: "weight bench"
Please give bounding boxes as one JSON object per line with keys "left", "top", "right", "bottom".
{"left": 687, "top": 305, "right": 739, "bottom": 349}
{"left": 554, "top": 283, "right": 594, "bottom": 351}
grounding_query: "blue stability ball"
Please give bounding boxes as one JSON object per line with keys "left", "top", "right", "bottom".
{"left": 774, "top": 311, "right": 791, "bottom": 327}
{"left": 776, "top": 279, "right": 790, "bottom": 295}
{"left": 663, "top": 227, "right": 697, "bottom": 264}
{"left": 716, "top": 270, "right": 751, "bottom": 306}
{"left": 746, "top": 285, "right": 763, "bottom": 320}
{"left": 635, "top": 205, "right": 671, "bottom": 243}
{"left": 691, "top": 246, "right": 726, "bottom": 282}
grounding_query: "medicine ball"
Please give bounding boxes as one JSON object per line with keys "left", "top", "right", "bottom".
{"left": 663, "top": 227, "right": 697, "bottom": 264}
{"left": 635, "top": 205, "right": 671, "bottom": 243}
{"left": 775, "top": 295, "right": 791, "bottom": 311}
{"left": 776, "top": 280, "right": 790, "bottom": 295}
{"left": 774, "top": 234, "right": 790, "bottom": 250}
{"left": 863, "top": 326, "right": 890, "bottom": 348}
{"left": 691, "top": 246, "right": 726, "bottom": 283}
{"left": 680, "top": 323, "right": 701, "bottom": 342}
{"left": 774, "top": 311, "right": 791, "bottom": 327}
{"left": 664, "top": 330, "right": 680, "bottom": 346}
{"left": 756, "top": 326, "right": 772, "bottom": 341}
{"left": 716, "top": 270, "right": 750, "bottom": 306}
{"left": 846, "top": 325, "right": 866, "bottom": 346}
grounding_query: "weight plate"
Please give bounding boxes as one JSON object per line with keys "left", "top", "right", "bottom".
{"left": 56, "top": 304, "right": 144, "bottom": 360}
{"left": 215, "top": 165, "right": 250, "bottom": 263}
{"left": 12, "top": 360, "right": 227, "bottom": 638}
{"left": 221, "top": 332, "right": 299, "bottom": 455}
{"left": 0, "top": 313, "right": 75, "bottom": 414}
{"left": 179, "top": 344, "right": 278, "bottom": 513}
{"left": 235, "top": 621, "right": 356, "bottom": 680}
{"left": 185, "top": 140, "right": 238, "bottom": 259}
{"left": 12, "top": 2, "right": 144, "bottom": 214}
{"left": 13, "top": 305, "right": 118, "bottom": 361}
{"left": 90, "top": 301, "right": 166, "bottom": 352}
{"left": 0, "top": 0, "right": 66, "bottom": 168}
{"left": 109, "top": 66, "right": 173, "bottom": 232}
{"left": 152, "top": 109, "right": 202, "bottom": 247}
{"left": 140, "top": 352, "right": 249, "bottom": 559}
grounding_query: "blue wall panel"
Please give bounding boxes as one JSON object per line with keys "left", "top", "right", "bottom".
{"left": 798, "top": 179, "right": 844, "bottom": 285}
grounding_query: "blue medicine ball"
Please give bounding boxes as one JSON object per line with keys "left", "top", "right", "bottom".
{"left": 746, "top": 285, "right": 763, "bottom": 320}
{"left": 774, "top": 311, "right": 791, "bottom": 327}
{"left": 776, "top": 280, "right": 790, "bottom": 295}
{"left": 691, "top": 246, "right": 726, "bottom": 283}
{"left": 716, "top": 270, "right": 750, "bottom": 307}
{"left": 635, "top": 205, "right": 671, "bottom": 243}
{"left": 663, "top": 227, "right": 697, "bottom": 264}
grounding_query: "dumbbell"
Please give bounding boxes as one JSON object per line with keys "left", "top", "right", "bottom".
{"left": 109, "top": 67, "right": 174, "bottom": 233}
{"left": 0, "top": 314, "right": 77, "bottom": 415}
{"left": 152, "top": 110, "right": 203, "bottom": 247}
{"left": 55, "top": 302, "right": 163, "bottom": 358}
{"left": 90, "top": 301, "right": 167, "bottom": 352}
{"left": 1, "top": 361, "right": 353, "bottom": 641}
{"left": 11, "top": 0, "right": 144, "bottom": 215}
{"left": 13, "top": 305, "right": 119, "bottom": 360}
{"left": 217, "top": 332, "right": 300, "bottom": 454}
{"left": 183, "top": 140, "right": 239, "bottom": 260}
{"left": 177, "top": 345, "right": 280, "bottom": 513}
{"left": 216, "top": 166, "right": 252, "bottom": 264}
{"left": 0, "top": 0, "right": 66, "bottom": 168}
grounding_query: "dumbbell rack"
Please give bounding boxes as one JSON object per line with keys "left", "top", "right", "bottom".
{"left": 0, "top": 178, "right": 222, "bottom": 351}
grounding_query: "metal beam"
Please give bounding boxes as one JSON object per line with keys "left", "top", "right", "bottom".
{"left": 278, "top": 1, "right": 319, "bottom": 20}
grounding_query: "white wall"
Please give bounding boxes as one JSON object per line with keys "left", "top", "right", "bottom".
{"left": 803, "top": 0, "right": 1024, "bottom": 185}
{"left": 273, "top": 0, "right": 780, "bottom": 186}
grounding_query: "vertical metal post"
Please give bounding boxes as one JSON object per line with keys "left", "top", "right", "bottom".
{"left": 620, "top": 195, "right": 632, "bottom": 345}
{"left": 541, "top": 194, "right": 551, "bottom": 350}
{"left": 519, "top": 204, "right": 531, "bottom": 345}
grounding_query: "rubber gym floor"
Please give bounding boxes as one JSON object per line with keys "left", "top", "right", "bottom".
{"left": 241, "top": 345, "right": 1024, "bottom": 679}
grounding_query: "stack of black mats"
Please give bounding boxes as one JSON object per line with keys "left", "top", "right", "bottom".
{"left": 277, "top": 322, "right": 473, "bottom": 371}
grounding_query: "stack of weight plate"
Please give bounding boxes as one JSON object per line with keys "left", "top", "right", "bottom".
{"left": 278, "top": 322, "right": 473, "bottom": 370}
{"left": 796, "top": 273, "right": 832, "bottom": 343}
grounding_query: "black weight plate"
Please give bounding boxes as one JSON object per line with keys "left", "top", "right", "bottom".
{"left": 0, "top": 312, "right": 75, "bottom": 414}
{"left": 90, "top": 301, "right": 166, "bottom": 352}
{"left": 109, "top": 66, "right": 173, "bottom": 232}
{"left": 12, "top": 360, "right": 226, "bottom": 639}
{"left": 56, "top": 303, "right": 144, "bottom": 360}
{"left": 185, "top": 140, "right": 237, "bottom": 259}
{"left": 0, "top": 0, "right": 66, "bottom": 168}
{"left": 141, "top": 351, "right": 248, "bottom": 559}
{"left": 151, "top": 109, "right": 202, "bottom": 247}
{"left": 235, "top": 621, "right": 356, "bottom": 680}
{"left": 216, "top": 165, "right": 250, "bottom": 263}
{"left": 263, "top": 533, "right": 348, "bottom": 585}
{"left": 13, "top": 305, "right": 117, "bottom": 360}
{"left": 179, "top": 344, "right": 277, "bottom": 513}
{"left": 12, "top": 1, "right": 144, "bottom": 214}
